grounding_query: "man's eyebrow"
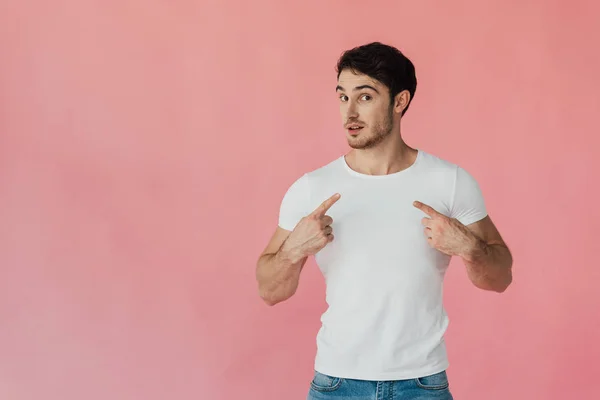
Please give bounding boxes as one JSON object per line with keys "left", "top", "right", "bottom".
{"left": 336, "top": 85, "right": 379, "bottom": 94}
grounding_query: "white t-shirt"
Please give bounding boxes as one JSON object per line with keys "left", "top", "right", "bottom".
{"left": 278, "top": 149, "right": 488, "bottom": 381}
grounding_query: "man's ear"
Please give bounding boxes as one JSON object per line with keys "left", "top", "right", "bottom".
{"left": 394, "top": 90, "right": 411, "bottom": 114}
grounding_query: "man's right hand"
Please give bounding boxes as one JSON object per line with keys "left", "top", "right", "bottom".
{"left": 280, "top": 193, "right": 341, "bottom": 263}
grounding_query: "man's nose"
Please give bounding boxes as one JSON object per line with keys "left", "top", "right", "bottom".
{"left": 345, "top": 102, "right": 359, "bottom": 120}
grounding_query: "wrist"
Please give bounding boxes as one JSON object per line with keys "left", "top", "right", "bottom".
{"left": 277, "top": 243, "right": 304, "bottom": 265}
{"left": 463, "top": 235, "right": 488, "bottom": 263}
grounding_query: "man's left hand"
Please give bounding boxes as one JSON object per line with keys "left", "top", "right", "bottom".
{"left": 413, "top": 200, "right": 480, "bottom": 258}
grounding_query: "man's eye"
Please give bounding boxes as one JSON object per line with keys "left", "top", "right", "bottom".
{"left": 361, "top": 95, "right": 371, "bottom": 101}
{"left": 340, "top": 95, "right": 348, "bottom": 102}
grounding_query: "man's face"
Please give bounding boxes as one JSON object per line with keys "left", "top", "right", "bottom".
{"left": 336, "top": 69, "right": 394, "bottom": 150}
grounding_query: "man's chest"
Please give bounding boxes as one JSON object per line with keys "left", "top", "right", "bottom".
{"left": 311, "top": 184, "right": 452, "bottom": 276}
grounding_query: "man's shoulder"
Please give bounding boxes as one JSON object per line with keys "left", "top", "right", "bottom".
{"left": 416, "top": 149, "right": 463, "bottom": 182}
{"left": 418, "top": 149, "right": 459, "bottom": 171}
{"left": 280, "top": 155, "right": 344, "bottom": 191}
{"left": 418, "top": 149, "right": 483, "bottom": 189}
{"left": 304, "top": 155, "right": 345, "bottom": 179}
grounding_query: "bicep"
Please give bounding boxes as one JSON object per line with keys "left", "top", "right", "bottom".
{"left": 449, "top": 166, "right": 487, "bottom": 226}
{"left": 465, "top": 215, "right": 506, "bottom": 246}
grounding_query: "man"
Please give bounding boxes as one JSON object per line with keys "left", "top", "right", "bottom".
{"left": 255, "top": 42, "right": 513, "bottom": 400}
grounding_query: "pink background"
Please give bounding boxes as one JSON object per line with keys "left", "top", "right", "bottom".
{"left": 1, "top": 1, "right": 598, "bottom": 399}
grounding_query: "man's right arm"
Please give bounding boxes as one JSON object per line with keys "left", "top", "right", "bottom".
{"left": 255, "top": 227, "right": 308, "bottom": 306}
{"left": 256, "top": 193, "right": 341, "bottom": 306}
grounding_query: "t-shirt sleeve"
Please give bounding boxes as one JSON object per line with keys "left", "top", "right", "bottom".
{"left": 278, "top": 173, "right": 311, "bottom": 231}
{"left": 450, "top": 166, "right": 488, "bottom": 226}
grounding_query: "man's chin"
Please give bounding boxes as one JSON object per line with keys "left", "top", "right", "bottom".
{"left": 348, "top": 141, "right": 371, "bottom": 150}
{"left": 347, "top": 130, "right": 391, "bottom": 150}
{"left": 347, "top": 135, "right": 374, "bottom": 149}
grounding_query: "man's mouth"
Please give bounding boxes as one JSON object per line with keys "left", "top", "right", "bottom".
{"left": 346, "top": 124, "right": 364, "bottom": 134}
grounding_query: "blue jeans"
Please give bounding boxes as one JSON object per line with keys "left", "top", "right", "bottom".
{"left": 307, "top": 370, "right": 454, "bottom": 400}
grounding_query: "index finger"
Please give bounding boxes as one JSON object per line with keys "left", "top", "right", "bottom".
{"left": 413, "top": 201, "right": 442, "bottom": 218}
{"left": 312, "top": 193, "right": 341, "bottom": 217}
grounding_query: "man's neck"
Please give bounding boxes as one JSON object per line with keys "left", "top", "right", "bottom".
{"left": 346, "top": 140, "right": 418, "bottom": 176}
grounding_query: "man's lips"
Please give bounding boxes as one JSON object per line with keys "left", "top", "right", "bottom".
{"left": 346, "top": 124, "right": 364, "bottom": 135}
{"left": 345, "top": 123, "right": 364, "bottom": 130}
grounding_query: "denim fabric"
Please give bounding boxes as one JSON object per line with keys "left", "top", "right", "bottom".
{"left": 307, "top": 370, "right": 454, "bottom": 400}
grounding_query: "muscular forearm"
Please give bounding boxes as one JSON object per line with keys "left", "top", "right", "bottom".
{"left": 256, "top": 247, "right": 307, "bottom": 306}
{"left": 462, "top": 238, "right": 513, "bottom": 292}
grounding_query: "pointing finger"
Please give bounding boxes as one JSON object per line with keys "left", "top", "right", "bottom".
{"left": 312, "top": 193, "right": 341, "bottom": 217}
{"left": 413, "top": 201, "right": 442, "bottom": 218}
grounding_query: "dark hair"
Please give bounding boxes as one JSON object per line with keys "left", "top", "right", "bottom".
{"left": 336, "top": 42, "right": 417, "bottom": 116}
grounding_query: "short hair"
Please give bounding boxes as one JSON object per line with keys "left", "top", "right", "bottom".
{"left": 336, "top": 42, "right": 417, "bottom": 116}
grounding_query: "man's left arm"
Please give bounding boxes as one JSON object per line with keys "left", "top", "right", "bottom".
{"left": 413, "top": 202, "right": 513, "bottom": 293}
{"left": 461, "top": 215, "right": 513, "bottom": 292}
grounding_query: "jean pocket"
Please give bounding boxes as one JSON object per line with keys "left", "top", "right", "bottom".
{"left": 310, "top": 370, "right": 343, "bottom": 392}
{"left": 415, "top": 370, "right": 449, "bottom": 390}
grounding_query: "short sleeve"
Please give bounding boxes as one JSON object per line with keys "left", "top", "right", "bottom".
{"left": 450, "top": 166, "right": 488, "bottom": 226}
{"left": 278, "top": 173, "right": 310, "bottom": 231}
